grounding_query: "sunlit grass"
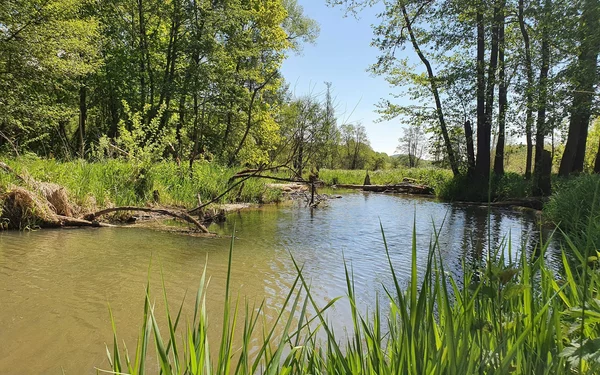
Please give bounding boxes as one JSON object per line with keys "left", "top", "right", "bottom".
{"left": 318, "top": 168, "right": 453, "bottom": 192}
{"left": 1, "top": 156, "right": 279, "bottom": 209}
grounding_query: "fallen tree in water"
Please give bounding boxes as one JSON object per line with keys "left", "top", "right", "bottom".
{"left": 0, "top": 161, "right": 210, "bottom": 232}
{"left": 85, "top": 207, "right": 209, "bottom": 233}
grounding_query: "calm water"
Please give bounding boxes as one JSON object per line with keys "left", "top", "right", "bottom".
{"left": 0, "top": 193, "right": 558, "bottom": 374}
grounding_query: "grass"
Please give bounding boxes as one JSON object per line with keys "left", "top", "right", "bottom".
{"left": 436, "top": 173, "right": 535, "bottom": 202}
{"left": 102, "top": 221, "right": 600, "bottom": 374}
{"left": 0, "top": 155, "right": 282, "bottom": 210}
{"left": 545, "top": 174, "right": 600, "bottom": 248}
{"left": 318, "top": 168, "right": 453, "bottom": 192}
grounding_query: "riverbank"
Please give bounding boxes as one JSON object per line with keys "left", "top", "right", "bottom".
{"left": 0, "top": 157, "right": 286, "bottom": 230}
{"left": 1, "top": 157, "right": 598, "bottom": 242}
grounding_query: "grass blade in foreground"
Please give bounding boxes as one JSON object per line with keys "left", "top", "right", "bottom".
{"left": 100, "top": 224, "right": 600, "bottom": 374}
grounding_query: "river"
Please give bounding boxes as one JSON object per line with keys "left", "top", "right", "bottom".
{"left": 0, "top": 192, "right": 558, "bottom": 374}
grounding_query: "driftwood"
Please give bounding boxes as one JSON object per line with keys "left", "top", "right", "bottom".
{"left": 85, "top": 206, "right": 209, "bottom": 233}
{"left": 0, "top": 187, "right": 112, "bottom": 229}
{"left": 335, "top": 183, "right": 434, "bottom": 195}
{"left": 56, "top": 215, "right": 115, "bottom": 228}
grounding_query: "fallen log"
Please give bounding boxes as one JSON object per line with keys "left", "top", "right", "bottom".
{"left": 334, "top": 183, "right": 434, "bottom": 195}
{"left": 85, "top": 206, "right": 209, "bottom": 233}
{"left": 0, "top": 187, "right": 112, "bottom": 229}
{"left": 56, "top": 215, "right": 115, "bottom": 228}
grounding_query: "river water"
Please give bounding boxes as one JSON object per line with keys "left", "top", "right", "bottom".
{"left": 0, "top": 192, "right": 558, "bottom": 374}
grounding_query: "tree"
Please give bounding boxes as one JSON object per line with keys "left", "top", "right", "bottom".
{"left": 397, "top": 124, "right": 426, "bottom": 168}
{"left": 558, "top": 0, "right": 600, "bottom": 176}
{"left": 0, "top": 0, "right": 100, "bottom": 156}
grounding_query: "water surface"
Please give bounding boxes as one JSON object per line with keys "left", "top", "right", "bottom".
{"left": 0, "top": 193, "right": 557, "bottom": 374}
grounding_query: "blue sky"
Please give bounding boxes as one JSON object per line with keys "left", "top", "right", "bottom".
{"left": 280, "top": 1, "right": 411, "bottom": 155}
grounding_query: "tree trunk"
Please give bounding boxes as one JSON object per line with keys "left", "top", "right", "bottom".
{"left": 533, "top": 0, "right": 551, "bottom": 193}
{"left": 477, "top": 0, "right": 501, "bottom": 178}
{"left": 465, "top": 120, "right": 476, "bottom": 173}
{"left": 559, "top": 0, "right": 600, "bottom": 176}
{"left": 401, "top": 5, "right": 460, "bottom": 176}
{"left": 475, "top": 7, "right": 486, "bottom": 176}
{"left": 157, "top": 1, "right": 181, "bottom": 129}
{"left": 78, "top": 83, "right": 87, "bottom": 158}
{"left": 137, "top": 0, "right": 147, "bottom": 109}
{"left": 494, "top": 4, "right": 506, "bottom": 175}
{"left": 108, "top": 83, "right": 120, "bottom": 138}
{"left": 177, "top": 93, "right": 185, "bottom": 158}
{"left": 518, "top": 0, "right": 534, "bottom": 178}
{"left": 594, "top": 140, "right": 600, "bottom": 173}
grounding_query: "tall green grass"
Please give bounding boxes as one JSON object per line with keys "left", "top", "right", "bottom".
{"left": 101, "top": 224, "right": 600, "bottom": 374}
{"left": 1, "top": 156, "right": 280, "bottom": 209}
{"left": 545, "top": 174, "right": 600, "bottom": 248}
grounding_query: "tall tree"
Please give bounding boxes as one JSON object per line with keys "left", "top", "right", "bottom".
{"left": 493, "top": 0, "right": 506, "bottom": 175}
{"left": 532, "top": 0, "right": 551, "bottom": 194}
{"left": 517, "top": 0, "right": 535, "bottom": 178}
{"left": 559, "top": 0, "right": 600, "bottom": 176}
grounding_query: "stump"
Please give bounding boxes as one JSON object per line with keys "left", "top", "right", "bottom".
{"left": 363, "top": 171, "right": 371, "bottom": 186}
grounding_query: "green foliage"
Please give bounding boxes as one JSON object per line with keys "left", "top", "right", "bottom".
{"left": 0, "top": 0, "right": 101, "bottom": 157}
{"left": 545, "top": 174, "right": 600, "bottom": 246}
{"left": 102, "top": 224, "right": 600, "bottom": 374}
{"left": 0, "top": 0, "right": 318, "bottom": 164}
{"left": 94, "top": 102, "right": 176, "bottom": 164}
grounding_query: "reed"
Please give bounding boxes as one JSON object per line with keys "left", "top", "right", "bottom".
{"left": 101, "top": 224, "right": 600, "bottom": 374}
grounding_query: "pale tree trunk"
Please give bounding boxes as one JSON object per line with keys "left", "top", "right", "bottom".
{"left": 401, "top": 4, "right": 460, "bottom": 176}
{"left": 518, "top": 0, "right": 534, "bottom": 178}
{"left": 494, "top": 3, "right": 506, "bottom": 175}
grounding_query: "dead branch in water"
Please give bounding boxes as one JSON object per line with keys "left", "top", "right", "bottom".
{"left": 56, "top": 215, "right": 115, "bottom": 228}
{"left": 86, "top": 206, "right": 209, "bottom": 233}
